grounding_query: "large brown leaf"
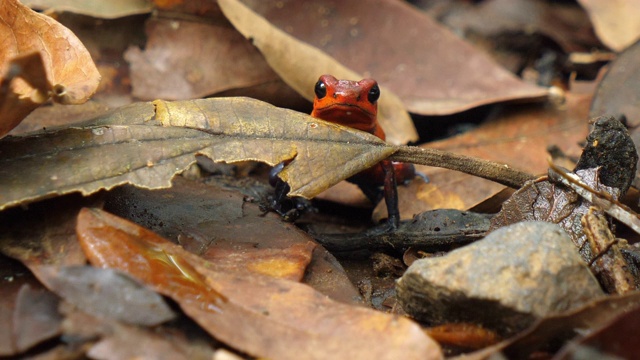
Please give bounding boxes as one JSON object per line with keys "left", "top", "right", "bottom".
{"left": 229, "top": 0, "right": 548, "bottom": 117}
{"left": 371, "top": 92, "right": 590, "bottom": 220}
{"left": 0, "top": 0, "right": 100, "bottom": 136}
{"left": 125, "top": 18, "right": 279, "bottom": 100}
{"left": 0, "top": 97, "right": 394, "bottom": 210}
{"left": 217, "top": 0, "right": 417, "bottom": 145}
{"left": 77, "top": 208, "right": 443, "bottom": 360}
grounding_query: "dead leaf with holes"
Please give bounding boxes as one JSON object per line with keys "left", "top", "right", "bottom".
{"left": 0, "top": 97, "right": 395, "bottom": 211}
{"left": 0, "top": 0, "right": 100, "bottom": 137}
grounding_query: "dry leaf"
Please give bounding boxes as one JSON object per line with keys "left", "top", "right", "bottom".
{"left": 125, "top": 18, "right": 279, "bottom": 100}
{"left": 76, "top": 208, "right": 443, "bottom": 360}
{"left": 34, "top": 266, "right": 176, "bottom": 326}
{"left": 22, "top": 0, "right": 153, "bottom": 19}
{"left": 234, "top": 0, "right": 548, "bottom": 116}
{"left": 104, "top": 177, "right": 363, "bottom": 304}
{"left": 444, "top": 0, "right": 599, "bottom": 53}
{"left": 577, "top": 0, "right": 640, "bottom": 51}
{"left": 490, "top": 169, "right": 619, "bottom": 262}
{"left": 0, "top": 97, "right": 395, "bottom": 210}
{"left": 373, "top": 92, "right": 590, "bottom": 220}
{"left": 218, "top": 0, "right": 417, "bottom": 145}
{"left": 0, "top": 197, "right": 88, "bottom": 267}
{"left": 0, "top": 0, "right": 100, "bottom": 136}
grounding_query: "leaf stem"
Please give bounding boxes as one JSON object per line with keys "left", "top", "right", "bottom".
{"left": 390, "top": 146, "right": 536, "bottom": 189}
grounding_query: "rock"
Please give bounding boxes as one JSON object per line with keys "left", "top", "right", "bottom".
{"left": 396, "top": 221, "right": 604, "bottom": 334}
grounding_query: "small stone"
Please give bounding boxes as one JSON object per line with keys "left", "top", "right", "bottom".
{"left": 397, "top": 221, "right": 604, "bottom": 334}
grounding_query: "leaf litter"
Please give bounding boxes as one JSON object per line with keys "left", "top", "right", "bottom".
{"left": 3, "top": 0, "right": 640, "bottom": 358}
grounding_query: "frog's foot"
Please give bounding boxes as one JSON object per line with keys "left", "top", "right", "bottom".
{"left": 415, "top": 171, "right": 429, "bottom": 184}
{"left": 269, "top": 180, "right": 316, "bottom": 221}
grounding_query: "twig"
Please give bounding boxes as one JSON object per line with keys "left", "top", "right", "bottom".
{"left": 390, "top": 146, "right": 536, "bottom": 189}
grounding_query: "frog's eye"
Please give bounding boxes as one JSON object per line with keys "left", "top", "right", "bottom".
{"left": 314, "top": 80, "right": 327, "bottom": 99}
{"left": 368, "top": 84, "right": 380, "bottom": 103}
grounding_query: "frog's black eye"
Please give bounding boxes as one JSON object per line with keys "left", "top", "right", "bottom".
{"left": 314, "top": 80, "right": 327, "bottom": 99}
{"left": 368, "top": 84, "right": 380, "bottom": 103}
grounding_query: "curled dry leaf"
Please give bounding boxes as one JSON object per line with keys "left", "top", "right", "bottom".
{"left": 233, "top": 0, "right": 548, "bottom": 116}
{"left": 490, "top": 168, "right": 617, "bottom": 262}
{"left": 0, "top": 0, "right": 100, "bottom": 136}
{"left": 218, "top": 0, "right": 417, "bottom": 145}
{"left": 22, "top": 0, "right": 153, "bottom": 19}
{"left": 577, "top": 0, "right": 640, "bottom": 51}
{"left": 77, "top": 208, "right": 443, "bottom": 360}
{"left": 0, "top": 98, "right": 394, "bottom": 211}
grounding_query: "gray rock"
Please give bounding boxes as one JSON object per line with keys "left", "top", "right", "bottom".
{"left": 397, "top": 221, "right": 604, "bottom": 334}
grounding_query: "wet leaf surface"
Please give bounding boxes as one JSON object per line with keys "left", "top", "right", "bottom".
{"left": 235, "top": 0, "right": 548, "bottom": 116}
{"left": 218, "top": 0, "right": 417, "bottom": 145}
{"left": 0, "top": 0, "right": 100, "bottom": 136}
{"left": 0, "top": 98, "right": 395, "bottom": 210}
{"left": 77, "top": 208, "right": 443, "bottom": 360}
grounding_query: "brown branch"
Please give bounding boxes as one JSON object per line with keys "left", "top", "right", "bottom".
{"left": 390, "top": 146, "right": 536, "bottom": 189}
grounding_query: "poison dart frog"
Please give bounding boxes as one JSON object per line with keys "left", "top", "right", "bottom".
{"left": 271, "top": 74, "right": 417, "bottom": 228}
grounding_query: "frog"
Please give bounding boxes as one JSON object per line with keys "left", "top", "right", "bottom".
{"left": 271, "top": 74, "right": 417, "bottom": 228}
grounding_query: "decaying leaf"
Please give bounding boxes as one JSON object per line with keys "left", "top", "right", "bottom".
{"left": 76, "top": 208, "right": 443, "bottom": 360}
{"left": 490, "top": 168, "right": 617, "bottom": 261}
{"left": 582, "top": 207, "right": 636, "bottom": 295}
{"left": 218, "top": 0, "right": 417, "bottom": 145}
{"left": 22, "top": 0, "right": 153, "bottom": 19}
{"left": 0, "top": 0, "right": 101, "bottom": 136}
{"left": 234, "top": 0, "right": 548, "bottom": 116}
{"left": 0, "top": 97, "right": 395, "bottom": 211}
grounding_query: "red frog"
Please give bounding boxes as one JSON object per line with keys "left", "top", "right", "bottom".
{"left": 271, "top": 75, "right": 416, "bottom": 228}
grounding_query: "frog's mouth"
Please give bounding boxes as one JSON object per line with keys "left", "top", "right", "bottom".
{"left": 312, "top": 104, "right": 377, "bottom": 134}
{"left": 313, "top": 102, "right": 375, "bottom": 118}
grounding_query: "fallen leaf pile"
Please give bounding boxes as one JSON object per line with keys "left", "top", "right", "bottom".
{"left": 2, "top": 0, "right": 640, "bottom": 358}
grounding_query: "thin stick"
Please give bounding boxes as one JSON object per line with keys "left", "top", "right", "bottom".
{"left": 390, "top": 146, "right": 536, "bottom": 189}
